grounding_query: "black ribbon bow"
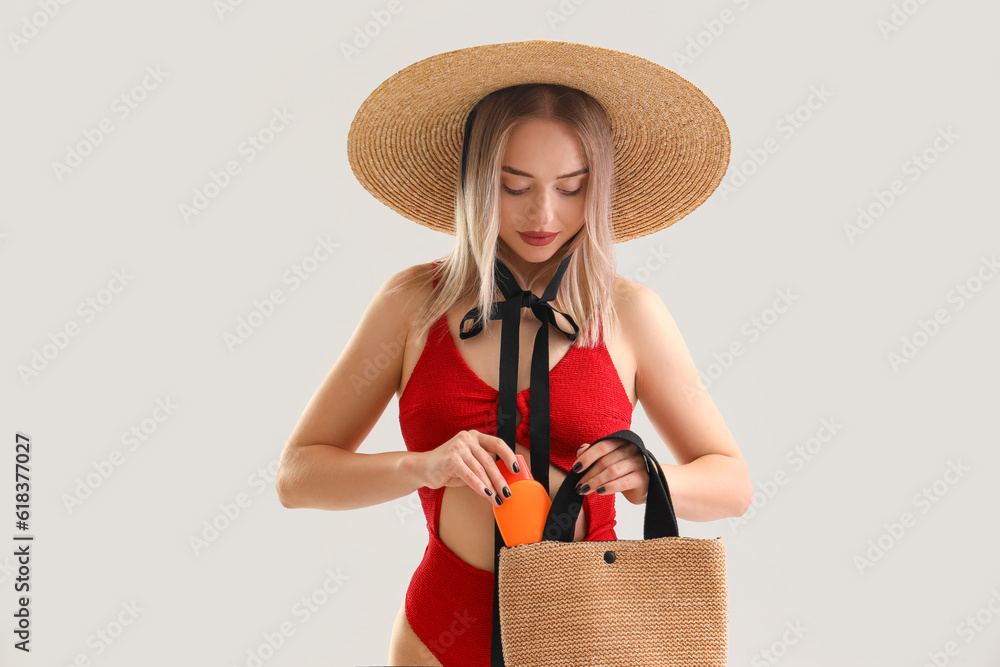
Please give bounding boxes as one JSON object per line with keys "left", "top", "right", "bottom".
{"left": 457, "top": 252, "right": 579, "bottom": 666}
{"left": 458, "top": 252, "right": 579, "bottom": 493}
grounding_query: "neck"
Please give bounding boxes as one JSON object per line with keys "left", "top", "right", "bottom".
{"left": 497, "top": 249, "right": 564, "bottom": 295}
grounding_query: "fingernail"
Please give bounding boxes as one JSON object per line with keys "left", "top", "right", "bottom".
{"left": 571, "top": 462, "right": 582, "bottom": 473}
{"left": 596, "top": 487, "right": 606, "bottom": 494}
{"left": 512, "top": 461, "right": 519, "bottom": 473}
{"left": 502, "top": 486, "right": 511, "bottom": 498}
{"left": 579, "top": 484, "right": 590, "bottom": 495}
{"left": 495, "top": 495, "right": 503, "bottom": 506}
{"left": 484, "top": 487, "right": 492, "bottom": 496}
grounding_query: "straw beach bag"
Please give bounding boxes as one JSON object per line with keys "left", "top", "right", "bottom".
{"left": 494, "top": 429, "right": 728, "bottom": 666}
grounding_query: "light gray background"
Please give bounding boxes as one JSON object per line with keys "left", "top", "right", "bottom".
{"left": 2, "top": 1, "right": 998, "bottom": 666}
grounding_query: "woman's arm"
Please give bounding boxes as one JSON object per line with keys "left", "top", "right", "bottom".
{"left": 275, "top": 264, "right": 430, "bottom": 511}
{"left": 278, "top": 446, "right": 427, "bottom": 511}
{"left": 621, "top": 280, "right": 754, "bottom": 521}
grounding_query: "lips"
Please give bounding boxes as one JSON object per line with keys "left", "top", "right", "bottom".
{"left": 518, "top": 231, "right": 557, "bottom": 247}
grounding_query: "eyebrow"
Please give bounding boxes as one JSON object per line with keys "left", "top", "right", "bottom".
{"left": 500, "top": 165, "right": 589, "bottom": 180}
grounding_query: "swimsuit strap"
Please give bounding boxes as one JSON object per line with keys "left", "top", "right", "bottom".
{"left": 458, "top": 252, "right": 579, "bottom": 667}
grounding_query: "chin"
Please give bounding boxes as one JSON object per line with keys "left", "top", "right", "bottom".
{"left": 519, "top": 245, "right": 561, "bottom": 263}
{"left": 499, "top": 236, "right": 569, "bottom": 270}
{"left": 522, "top": 243, "right": 558, "bottom": 255}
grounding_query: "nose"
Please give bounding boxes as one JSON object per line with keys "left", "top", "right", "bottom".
{"left": 527, "top": 189, "right": 556, "bottom": 226}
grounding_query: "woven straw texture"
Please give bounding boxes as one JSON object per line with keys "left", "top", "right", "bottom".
{"left": 497, "top": 535, "right": 727, "bottom": 666}
{"left": 347, "top": 40, "right": 730, "bottom": 244}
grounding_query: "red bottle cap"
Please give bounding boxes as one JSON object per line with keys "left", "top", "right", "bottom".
{"left": 497, "top": 454, "right": 532, "bottom": 485}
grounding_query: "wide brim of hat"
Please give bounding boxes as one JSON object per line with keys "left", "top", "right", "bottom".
{"left": 347, "top": 40, "right": 730, "bottom": 244}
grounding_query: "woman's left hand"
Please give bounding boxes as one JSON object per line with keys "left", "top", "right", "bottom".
{"left": 572, "top": 438, "right": 649, "bottom": 505}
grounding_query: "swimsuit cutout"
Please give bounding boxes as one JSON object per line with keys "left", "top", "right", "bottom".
{"left": 398, "top": 261, "right": 633, "bottom": 666}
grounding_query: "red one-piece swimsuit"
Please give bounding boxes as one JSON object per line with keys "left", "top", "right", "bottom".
{"left": 398, "top": 261, "right": 634, "bottom": 666}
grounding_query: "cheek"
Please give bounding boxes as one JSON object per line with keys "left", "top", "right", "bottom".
{"left": 498, "top": 201, "right": 511, "bottom": 228}
{"left": 499, "top": 198, "right": 526, "bottom": 226}
{"left": 565, "top": 198, "right": 587, "bottom": 224}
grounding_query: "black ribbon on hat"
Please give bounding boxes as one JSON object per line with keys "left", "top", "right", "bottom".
{"left": 460, "top": 99, "right": 482, "bottom": 194}
{"left": 457, "top": 253, "right": 579, "bottom": 666}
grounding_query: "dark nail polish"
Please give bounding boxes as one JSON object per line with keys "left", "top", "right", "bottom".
{"left": 571, "top": 462, "right": 582, "bottom": 473}
{"left": 484, "top": 487, "right": 492, "bottom": 496}
{"left": 597, "top": 487, "right": 606, "bottom": 494}
{"left": 512, "top": 461, "right": 519, "bottom": 473}
{"left": 495, "top": 495, "right": 503, "bottom": 506}
{"left": 575, "top": 484, "right": 582, "bottom": 494}
{"left": 502, "top": 486, "right": 511, "bottom": 498}
{"left": 579, "top": 484, "right": 590, "bottom": 494}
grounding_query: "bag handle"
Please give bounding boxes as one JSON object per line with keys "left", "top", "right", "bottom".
{"left": 541, "top": 429, "right": 679, "bottom": 542}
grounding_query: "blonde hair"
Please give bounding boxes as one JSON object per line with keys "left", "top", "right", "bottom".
{"left": 391, "top": 83, "right": 621, "bottom": 349}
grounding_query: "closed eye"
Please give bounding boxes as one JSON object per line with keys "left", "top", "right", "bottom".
{"left": 503, "top": 185, "right": 582, "bottom": 197}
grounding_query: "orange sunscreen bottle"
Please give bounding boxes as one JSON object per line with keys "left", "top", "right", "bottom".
{"left": 493, "top": 454, "right": 552, "bottom": 547}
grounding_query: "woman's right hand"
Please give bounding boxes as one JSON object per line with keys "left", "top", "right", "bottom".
{"left": 418, "top": 430, "right": 519, "bottom": 506}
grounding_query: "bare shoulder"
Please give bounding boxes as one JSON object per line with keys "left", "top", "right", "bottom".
{"left": 610, "top": 275, "right": 662, "bottom": 341}
{"left": 611, "top": 274, "right": 643, "bottom": 306}
{"left": 380, "top": 261, "right": 436, "bottom": 338}
{"left": 610, "top": 275, "right": 687, "bottom": 367}
{"left": 383, "top": 261, "right": 435, "bottom": 299}
{"left": 375, "top": 260, "right": 434, "bottom": 314}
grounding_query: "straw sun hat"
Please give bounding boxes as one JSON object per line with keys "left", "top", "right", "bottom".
{"left": 347, "top": 39, "right": 730, "bottom": 244}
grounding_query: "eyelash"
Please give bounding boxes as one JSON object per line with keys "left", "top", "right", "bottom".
{"left": 502, "top": 185, "right": 582, "bottom": 197}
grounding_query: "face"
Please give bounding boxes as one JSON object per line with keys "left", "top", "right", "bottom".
{"left": 497, "top": 119, "right": 589, "bottom": 270}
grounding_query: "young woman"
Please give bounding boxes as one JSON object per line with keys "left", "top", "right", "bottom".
{"left": 276, "top": 41, "right": 752, "bottom": 667}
